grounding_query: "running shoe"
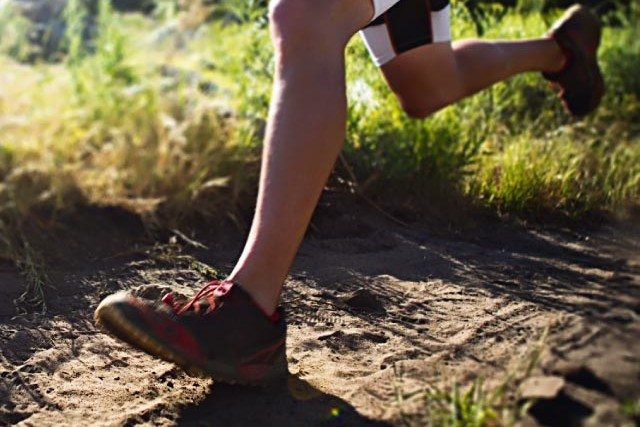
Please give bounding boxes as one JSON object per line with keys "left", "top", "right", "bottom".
{"left": 543, "top": 4, "right": 605, "bottom": 117}
{"left": 94, "top": 280, "right": 288, "bottom": 385}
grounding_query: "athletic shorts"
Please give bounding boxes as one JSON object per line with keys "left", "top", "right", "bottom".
{"left": 360, "top": 0, "right": 451, "bottom": 66}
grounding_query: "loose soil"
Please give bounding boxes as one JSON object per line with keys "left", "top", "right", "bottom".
{"left": 1, "top": 197, "right": 639, "bottom": 426}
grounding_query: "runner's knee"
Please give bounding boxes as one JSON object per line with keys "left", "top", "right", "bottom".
{"left": 269, "top": 0, "right": 307, "bottom": 42}
{"left": 387, "top": 50, "right": 464, "bottom": 119}
{"left": 400, "top": 99, "right": 445, "bottom": 119}
{"left": 403, "top": 106, "right": 433, "bottom": 119}
{"left": 269, "top": 0, "right": 331, "bottom": 54}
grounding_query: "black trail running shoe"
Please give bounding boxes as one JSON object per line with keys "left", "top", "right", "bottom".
{"left": 543, "top": 4, "right": 605, "bottom": 117}
{"left": 94, "top": 280, "right": 287, "bottom": 385}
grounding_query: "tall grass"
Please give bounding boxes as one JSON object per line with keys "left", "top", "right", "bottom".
{"left": 1, "top": 0, "right": 250, "bottom": 223}
{"left": 0, "top": 0, "right": 250, "bottom": 310}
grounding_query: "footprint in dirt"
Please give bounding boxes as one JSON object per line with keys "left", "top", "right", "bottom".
{"left": 317, "top": 330, "right": 389, "bottom": 352}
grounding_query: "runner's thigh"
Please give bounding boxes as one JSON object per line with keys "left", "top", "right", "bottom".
{"left": 359, "top": 0, "right": 460, "bottom": 115}
{"left": 360, "top": 0, "right": 452, "bottom": 66}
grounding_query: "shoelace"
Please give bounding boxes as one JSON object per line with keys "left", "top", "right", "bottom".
{"left": 162, "top": 280, "right": 231, "bottom": 315}
{"left": 161, "top": 280, "right": 281, "bottom": 323}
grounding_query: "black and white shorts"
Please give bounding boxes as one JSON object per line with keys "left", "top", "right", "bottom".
{"left": 360, "top": 0, "right": 451, "bottom": 66}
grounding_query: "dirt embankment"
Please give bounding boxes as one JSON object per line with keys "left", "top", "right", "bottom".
{"left": 1, "top": 199, "right": 639, "bottom": 426}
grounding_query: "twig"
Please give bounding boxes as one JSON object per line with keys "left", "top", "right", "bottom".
{"left": 171, "top": 228, "right": 208, "bottom": 249}
{"left": 338, "top": 153, "right": 410, "bottom": 227}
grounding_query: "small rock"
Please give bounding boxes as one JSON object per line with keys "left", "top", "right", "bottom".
{"left": 551, "top": 364, "right": 614, "bottom": 396}
{"left": 317, "top": 330, "right": 343, "bottom": 341}
{"left": 341, "top": 289, "right": 385, "bottom": 313}
{"left": 520, "top": 376, "right": 565, "bottom": 400}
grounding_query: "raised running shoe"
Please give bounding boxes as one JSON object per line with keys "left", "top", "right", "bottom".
{"left": 543, "top": 4, "right": 605, "bottom": 117}
{"left": 94, "top": 280, "right": 287, "bottom": 385}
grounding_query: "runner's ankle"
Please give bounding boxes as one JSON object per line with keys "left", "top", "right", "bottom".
{"left": 225, "top": 275, "right": 281, "bottom": 317}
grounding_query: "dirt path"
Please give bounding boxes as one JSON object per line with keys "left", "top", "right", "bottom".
{"left": 1, "top": 201, "right": 639, "bottom": 426}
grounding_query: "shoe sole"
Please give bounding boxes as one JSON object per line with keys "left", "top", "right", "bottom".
{"left": 94, "top": 294, "right": 287, "bottom": 387}
{"left": 560, "top": 24, "right": 604, "bottom": 117}
{"left": 555, "top": 48, "right": 604, "bottom": 117}
{"left": 545, "top": 5, "right": 605, "bottom": 117}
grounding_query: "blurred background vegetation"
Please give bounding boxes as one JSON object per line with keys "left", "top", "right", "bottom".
{"left": 0, "top": 0, "right": 638, "bottom": 301}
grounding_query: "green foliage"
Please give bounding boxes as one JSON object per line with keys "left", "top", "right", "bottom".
{"left": 598, "top": 4, "right": 640, "bottom": 121}
{"left": 422, "top": 379, "right": 500, "bottom": 427}
{"left": 0, "top": 3, "right": 42, "bottom": 61}
{"left": 0, "top": 207, "right": 49, "bottom": 313}
{"left": 218, "top": 0, "right": 269, "bottom": 26}
{"left": 153, "top": 0, "right": 180, "bottom": 19}
{"left": 621, "top": 397, "right": 640, "bottom": 426}
{"left": 0, "top": 0, "right": 640, "bottom": 231}
{"left": 394, "top": 328, "right": 548, "bottom": 426}
{"left": 0, "top": 5, "right": 29, "bottom": 60}
{"left": 68, "top": 0, "right": 137, "bottom": 93}
{"left": 208, "top": 21, "right": 272, "bottom": 144}
{"left": 64, "top": 0, "right": 91, "bottom": 64}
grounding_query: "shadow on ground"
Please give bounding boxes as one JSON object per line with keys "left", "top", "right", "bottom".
{"left": 176, "top": 375, "right": 390, "bottom": 426}
{"left": 292, "top": 205, "right": 640, "bottom": 327}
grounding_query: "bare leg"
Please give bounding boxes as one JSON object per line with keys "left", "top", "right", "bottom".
{"left": 382, "top": 38, "right": 565, "bottom": 118}
{"left": 226, "top": 0, "right": 373, "bottom": 314}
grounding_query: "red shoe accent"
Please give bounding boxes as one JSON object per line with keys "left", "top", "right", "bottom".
{"left": 131, "top": 295, "right": 206, "bottom": 364}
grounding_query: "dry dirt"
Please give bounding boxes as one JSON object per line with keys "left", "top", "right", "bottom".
{"left": 1, "top": 198, "right": 639, "bottom": 426}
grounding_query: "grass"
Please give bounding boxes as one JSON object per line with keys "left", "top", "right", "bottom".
{"left": 393, "top": 327, "right": 547, "bottom": 426}
{"left": 0, "top": 212, "right": 48, "bottom": 314}
{"left": 0, "top": 0, "right": 638, "bottom": 311}
{"left": 393, "top": 324, "right": 638, "bottom": 426}
{"left": 621, "top": 397, "right": 640, "bottom": 426}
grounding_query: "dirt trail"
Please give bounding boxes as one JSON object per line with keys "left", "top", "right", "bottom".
{"left": 1, "top": 200, "right": 639, "bottom": 426}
